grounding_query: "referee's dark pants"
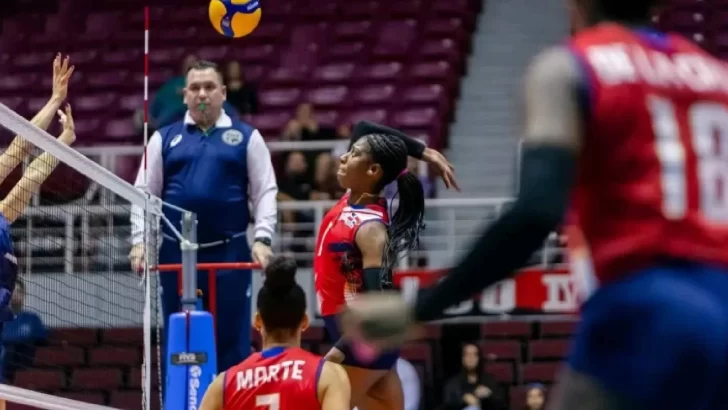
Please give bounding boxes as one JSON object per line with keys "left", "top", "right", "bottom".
{"left": 158, "top": 235, "right": 252, "bottom": 379}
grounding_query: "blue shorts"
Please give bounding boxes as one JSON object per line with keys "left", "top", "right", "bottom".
{"left": 568, "top": 262, "right": 728, "bottom": 410}
{"left": 323, "top": 315, "right": 399, "bottom": 370}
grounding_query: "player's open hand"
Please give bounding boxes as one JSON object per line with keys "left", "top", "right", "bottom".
{"left": 129, "top": 243, "right": 145, "bottom": 274}
{"left": 338, "top": 292, "right": 419, "bottom": 361}
{"left": 51, "top": 53, "right": 75, "bottom": 102}
{"left": 56, "top": 104, "right": 76, "bottom": 145}
{"left": 423, "top": 148, "right": 460, "bottom": 191}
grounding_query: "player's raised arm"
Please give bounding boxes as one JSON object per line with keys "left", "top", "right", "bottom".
{"left": 317, "top": 361, "right": 351, "bottom": 410}
{"left": 0, "top": 104, "right": 76, "bottom": 224}
{"left": 199, "top": 372, "right": 225, "bottom": 410}
{"left": 350, "top": 121, "right": 459, "bottom": 191}
{"left": 0, "top": 54, "right": 74, "bottom": 184}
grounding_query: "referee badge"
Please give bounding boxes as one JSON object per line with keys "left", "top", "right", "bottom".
{"left": 222, "top": 130, "right": 243, "bottom": 146}
{"left": 170, "top": 134, "right": 183, "bottom": 148}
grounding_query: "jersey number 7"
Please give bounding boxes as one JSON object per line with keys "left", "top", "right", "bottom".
{"left": 256, "top": 393, "right": 280, "bottom": 410}
{"left": 649, "top": 95, "right": 728, "bottom": 223}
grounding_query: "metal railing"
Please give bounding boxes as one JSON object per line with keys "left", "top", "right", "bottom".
{"left": 13, "top": 198, "right": 567, "bottom": 274}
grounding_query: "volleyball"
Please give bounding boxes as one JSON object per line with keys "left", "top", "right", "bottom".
{"left": 209, "top": 0, "right": 262, "bottom": 38}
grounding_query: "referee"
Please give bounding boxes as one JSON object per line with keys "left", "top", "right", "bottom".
{"left": 129, "top": 60, "right": 277, "bottom": 372}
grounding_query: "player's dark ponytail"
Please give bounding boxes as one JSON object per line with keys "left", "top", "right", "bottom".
{"left": 257, "top": 256, "right": 306, "bottom": 330}
{"left": 366, "top": 134, "right": 426, "bottom": 282}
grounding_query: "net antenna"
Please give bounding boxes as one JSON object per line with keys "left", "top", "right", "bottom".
{"left": 141, "top": 7, "right": 155, "bottom": 410}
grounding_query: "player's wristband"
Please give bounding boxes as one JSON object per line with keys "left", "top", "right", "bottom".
{"left": 254, "top": 237, "right": 272, "bottom": 247}
{"left": 361, "top": 267, "right": 384, "bottom": 292}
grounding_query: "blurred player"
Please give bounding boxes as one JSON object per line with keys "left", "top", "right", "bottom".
{"left": 198, "top": 256, "right": 350, "bottom": 410}
{"left": 341, "top": 1, "right": 728, "bottom": 409}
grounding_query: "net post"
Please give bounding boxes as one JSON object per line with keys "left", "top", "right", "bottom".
{"left": 180, "top": 212, "right": 198, "bottom": 311}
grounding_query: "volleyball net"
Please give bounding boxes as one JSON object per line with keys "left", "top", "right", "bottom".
{"left": 0, "top": 102, "right": 164, "bottom": 410}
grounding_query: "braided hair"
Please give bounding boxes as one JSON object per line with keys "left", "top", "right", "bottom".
{"left": 364, "top": 133, "right": 426, "bottom": 278}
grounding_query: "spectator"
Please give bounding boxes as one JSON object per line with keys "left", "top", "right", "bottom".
{"left": 384, "top": 157, "right": 434, "bottom": 200}
{"left": 525, "top": 384, "right": 546, "bottom": 410}
{"left": 150, "top": 54, "right": 198, "bottom": 128}
{"left": 224, "top": 61, "right": 258, "bottom": 115}
{"left": 277, "top": 152, "right": 315, "bottom": 260}
{"left": 442, "top": 343, "right": 505, "bottom": 410}
{"left": 1, "top": 278, "right": 46, "bottom": 382}
{"left": 311, "top": 153, "right": 343, "bottom": 200}
{"left": 331, "top": 123, "right": 353, "bottom": 159}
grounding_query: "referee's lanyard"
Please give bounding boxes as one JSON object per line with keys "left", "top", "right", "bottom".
{"left": 162, "top": 230, "right": 248, "bottom": 249}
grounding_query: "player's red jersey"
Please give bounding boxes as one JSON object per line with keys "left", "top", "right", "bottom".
{"left": 222, "top": 346, "right": 323, "bottom": 410}
{"left": 313, "top": 192, "right": 390, "bottom": 316}
{"left": 567, "top": 23, "right": 728, "bottom": 299}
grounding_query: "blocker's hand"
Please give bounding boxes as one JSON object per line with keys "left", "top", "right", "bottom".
{"left": 129, "top": 243, "right": 146, "bottom": 274}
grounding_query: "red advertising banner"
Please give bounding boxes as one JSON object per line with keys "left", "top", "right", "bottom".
{"left": 393, "top": 266, "right": 578, "bottom": 317}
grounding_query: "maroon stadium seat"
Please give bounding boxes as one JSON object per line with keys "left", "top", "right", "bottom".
{"left": 34, "top": 346, "right": 85, "bottom": 366}
{"left": 259, "top": 88, "right": 302, "bottom": 110}
{"left": 118, "top": 94, "right": 145, "bottom": 113}
{"left": 104, "top": 118, "right": 139, "bottom": 142}
{"left": 13, "top": 52, "right": 55, "bottom": 71}
{"left": 529, "top": 339, "right": 570, "bottom": 361}
{"left": 57, "top": 392, "right": 105, "bottom": 405}
{"left": 71, "top": 368, "right": 123, "bottom": 390}
{"left": 313, "top": 63, "right": 356, "bottom": 83}
{"left": 235, "top": 45, "right": 275, "bottom": 64}
{"left": 346, "top": 109, "right": 388, "bottom": 124}
{"left": 14, "top": 369, "right": 65, "bottom": 390}
{"left": 400, "top": 342, "right": 433, "bottom": 363}
{"left": 354, "top": 84, "right": 396, "bottom": 106}
{"left": 48, "top": 328, "right": 99, "bottom": 346}
{"left": 485, "top": 362, "right": 515, "bottom": 384}
{"left": 481, "top": 322, "right": 532, "bottom": 339}
{"left": 0, "top": 74, "right": 37, "bottom": 92}
{"left": 540, "top": 320, "right": 579, "bottom": 338}
{"left": 521, "top": 362, "right": 561, "bottom": 384}
{"left": 266, "top": 67, "right": 310, "bottom": 86}
{"left": 89, "top": 347, "right": 140, "bottom": 366}
{"left": 355, "top": 62, "right": 404, "bottom": 82}
{"left": 307, "top": 86, "right": 349, "bottom": 107}
{"left": 333, "top": 21, "right": 374, "bottom": 40}
{"left": 479, "top": 340, "right": 522, "bottom": 362}
{"left": 324, "top": 42, "right": 366, "bottom": 62}
{"left": 87, "top": 71, "right": 131, "bottom": 90}
{"left": 101, "top": 328, "right": 144, "bottom": 345}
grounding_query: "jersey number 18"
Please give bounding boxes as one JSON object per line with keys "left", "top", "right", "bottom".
{"left": 649, "top": 95, "right": 728, "bottom": 223}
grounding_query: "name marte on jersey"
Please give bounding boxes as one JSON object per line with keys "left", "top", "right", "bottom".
{"left": 235, "top": 360, "right": 306, "bottom": 391}
{"left": 585, "top": 43, "right": 728, "bottom": 92}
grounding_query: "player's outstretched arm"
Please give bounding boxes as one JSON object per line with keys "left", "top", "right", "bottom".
{"left": 0, "top": 105, "right": 76, "bottom": 224}
{"left": 318, "top": 361, "right": 351, "bottom": 410}
{"left": 0, "top": 54, "right": 74, "bottom": 185}
{"left": 199, "top": 373, "right": 225, "bottom": 410}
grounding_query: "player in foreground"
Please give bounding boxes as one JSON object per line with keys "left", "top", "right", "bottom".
{"left": 340, "top": 0, "right": 728, "bottom": 409}
{"left": 198, "top": 256, "right": 350, "bottom": 410}
{"left": 316, "top": 120, "right": 456, "bottom": 410}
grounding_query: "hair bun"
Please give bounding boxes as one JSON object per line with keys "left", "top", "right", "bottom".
{"left": 263, "top": 256, "right": 298, "bottom": 295}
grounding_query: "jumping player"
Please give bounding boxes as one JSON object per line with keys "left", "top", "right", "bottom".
{"left": 315, "top": 126, "right": 440, "bottom": 410}
{"left": 340, "top": 1, "right": 728, "bottom": 409}
{"left": 198, "top": 256, "right": 350, "bottom": 410}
